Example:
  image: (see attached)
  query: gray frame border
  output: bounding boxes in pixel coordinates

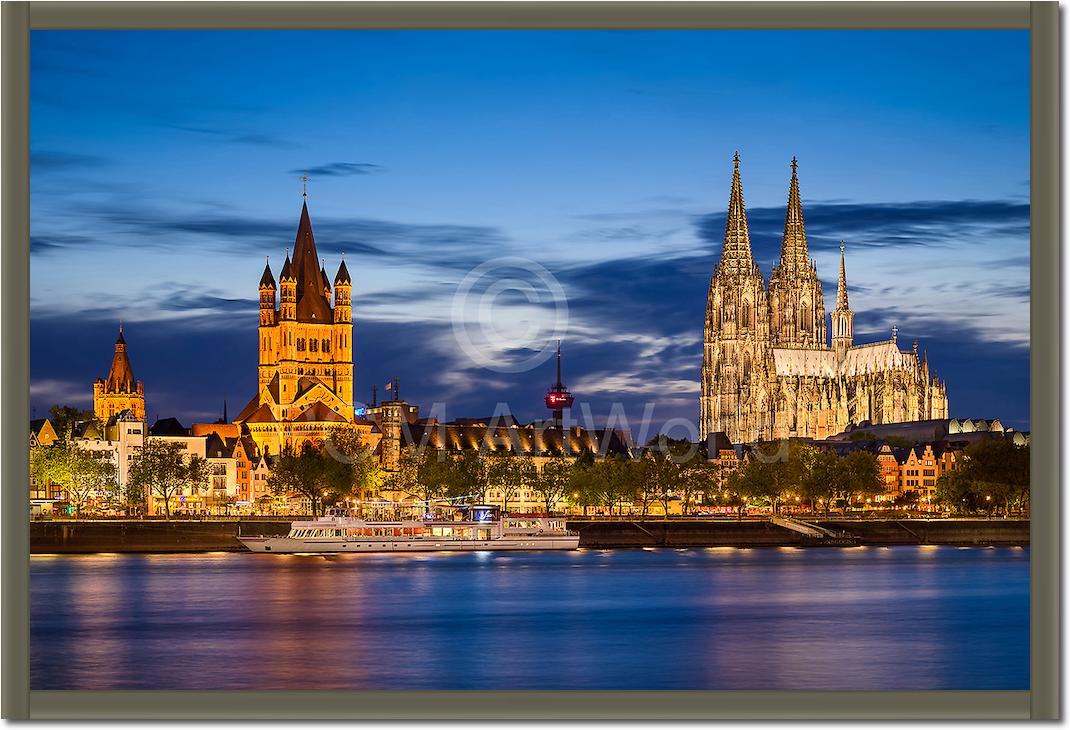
[3,1,1058,720]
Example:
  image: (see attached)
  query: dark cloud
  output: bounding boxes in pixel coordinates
[30,260,1030,433]
[559,253,708,338]
[30,233,96,255]
[29,195,1031,432]
[31,151,108,173]
[55,197,506,270]
[695,198,1030,262]
[292,162,383,177]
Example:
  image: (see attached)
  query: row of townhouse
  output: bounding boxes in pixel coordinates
[30,412,311,517]
[875,442,960,507]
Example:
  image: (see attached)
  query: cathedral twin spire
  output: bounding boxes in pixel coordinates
[719,153,814,276]
[716,154,850,350]
[718,152,758,275]
[779,157,811,274]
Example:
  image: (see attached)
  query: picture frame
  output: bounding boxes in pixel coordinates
[3,1,1059,720]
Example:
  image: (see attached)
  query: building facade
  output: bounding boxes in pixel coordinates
[235,195,366,455]
[876,442,961,508]
[700,155,949,444]
[93,324,145,422]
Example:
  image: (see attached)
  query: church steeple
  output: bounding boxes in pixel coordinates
[836,240,850,310]
[778,156,810,273]
[289,199,333,322]
[93,322,145,422]
[291,200,319,299]
[259,257,276,290]
[831,240,854,354]
[767,156,826,349]
[107,322,136,390]
[718,152,758,275]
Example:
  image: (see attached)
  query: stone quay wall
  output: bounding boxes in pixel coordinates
[31,518,1028,553]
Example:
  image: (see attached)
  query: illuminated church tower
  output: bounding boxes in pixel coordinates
[93,323,145,421]
[235,187,359,454]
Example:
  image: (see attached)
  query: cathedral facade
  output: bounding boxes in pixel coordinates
[235,195,365,455]
[700,155,949,444]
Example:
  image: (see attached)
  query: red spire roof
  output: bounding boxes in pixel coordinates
[334,258,352,286]
[290,200,333,322]
[279,253,294,282]
[259,258,276,289]
[104,324,138,393]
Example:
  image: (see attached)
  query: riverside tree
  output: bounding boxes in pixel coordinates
[678,457,718,516]
[127,439,210,519]
[47,405,98,438]
[268,430,378,516]
[802,449,840,516]
[834,450,882,511]
[727,457,778,516]
[30,434,117,516]
[532,456,572,514]
[936,440,1029,516]
[485,452,536,514]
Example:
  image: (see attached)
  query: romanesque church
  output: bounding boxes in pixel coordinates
[700,155,949,444]
[234,193,369,454]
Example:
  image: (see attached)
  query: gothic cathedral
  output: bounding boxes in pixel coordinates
[700,155,949,444]
[234,193,359,454]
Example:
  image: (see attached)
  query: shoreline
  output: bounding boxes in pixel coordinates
[29,518,1029,554]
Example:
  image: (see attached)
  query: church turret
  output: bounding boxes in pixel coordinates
[320,261,332,300]
[831,240,855,355]
[332,257,353,408]
[768,157,827,348]
[333,258,352,324]
[259,257,276,326]
[279,252,296,321]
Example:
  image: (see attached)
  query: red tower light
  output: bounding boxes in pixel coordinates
[545,341,573,424]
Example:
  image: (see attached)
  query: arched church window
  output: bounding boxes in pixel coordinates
[310,339,318,353]
[296,338,305,352]
[741,301,751,329]
[322,339,330,353]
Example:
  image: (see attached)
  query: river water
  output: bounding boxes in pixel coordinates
[31,545,1028,690]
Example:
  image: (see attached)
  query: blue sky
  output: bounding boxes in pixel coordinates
[30,30,1030,432]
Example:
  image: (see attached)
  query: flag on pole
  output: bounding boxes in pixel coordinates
[385,381,393,391]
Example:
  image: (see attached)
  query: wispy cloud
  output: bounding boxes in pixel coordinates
[165,123,297,149]
[41,195,508,270]
[291,162,383,177]
[30,233,96,254]
[695,198,1030,254]
[30,378,92,409]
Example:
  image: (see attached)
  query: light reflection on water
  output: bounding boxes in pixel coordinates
[31,546,1028,690]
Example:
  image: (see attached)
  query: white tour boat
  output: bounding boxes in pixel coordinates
[239,505,580,553]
